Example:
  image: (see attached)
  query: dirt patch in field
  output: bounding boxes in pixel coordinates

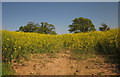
[13,50,119,75]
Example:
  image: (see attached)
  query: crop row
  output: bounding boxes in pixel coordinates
[2,28,120,63]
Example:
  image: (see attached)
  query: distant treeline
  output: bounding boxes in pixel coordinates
[17,17,110,34]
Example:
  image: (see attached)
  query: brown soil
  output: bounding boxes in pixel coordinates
[13,50,119,75]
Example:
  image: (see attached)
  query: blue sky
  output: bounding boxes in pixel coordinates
[0,1,2,29]
[2,2,118,34]
[1,0,120,2]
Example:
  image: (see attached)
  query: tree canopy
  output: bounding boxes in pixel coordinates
[17,17,112,34]
[99,23,110,31]
[18,22,57,35]
[68,17,96,33]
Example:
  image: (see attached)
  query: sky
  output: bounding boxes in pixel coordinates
[0,3,1,31]
[1,0,120,2]
[118,1,120,27]
[2,2,118,34]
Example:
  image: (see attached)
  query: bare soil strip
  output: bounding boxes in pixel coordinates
[13,50,119,75]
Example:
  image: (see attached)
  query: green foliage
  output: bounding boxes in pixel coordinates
[18,22,57,35]
[2,28,119,63]
[68,17,96,33]
[37,22,57,35]
[99,23,110,31]
[2,30,62,63]
[2,63,15,75]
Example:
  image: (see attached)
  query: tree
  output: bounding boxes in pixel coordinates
[19,22,38,32]
[18,22,57,35]
[37,22,57,35]
[68,17,96,33]
[99,23,110,31]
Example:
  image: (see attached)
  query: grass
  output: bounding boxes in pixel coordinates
[0,63,2,76]
[97,72,105,75]
[70,49,97,61]
[2,63,15,75]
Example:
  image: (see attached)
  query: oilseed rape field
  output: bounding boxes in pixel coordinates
[2,28,119,63]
